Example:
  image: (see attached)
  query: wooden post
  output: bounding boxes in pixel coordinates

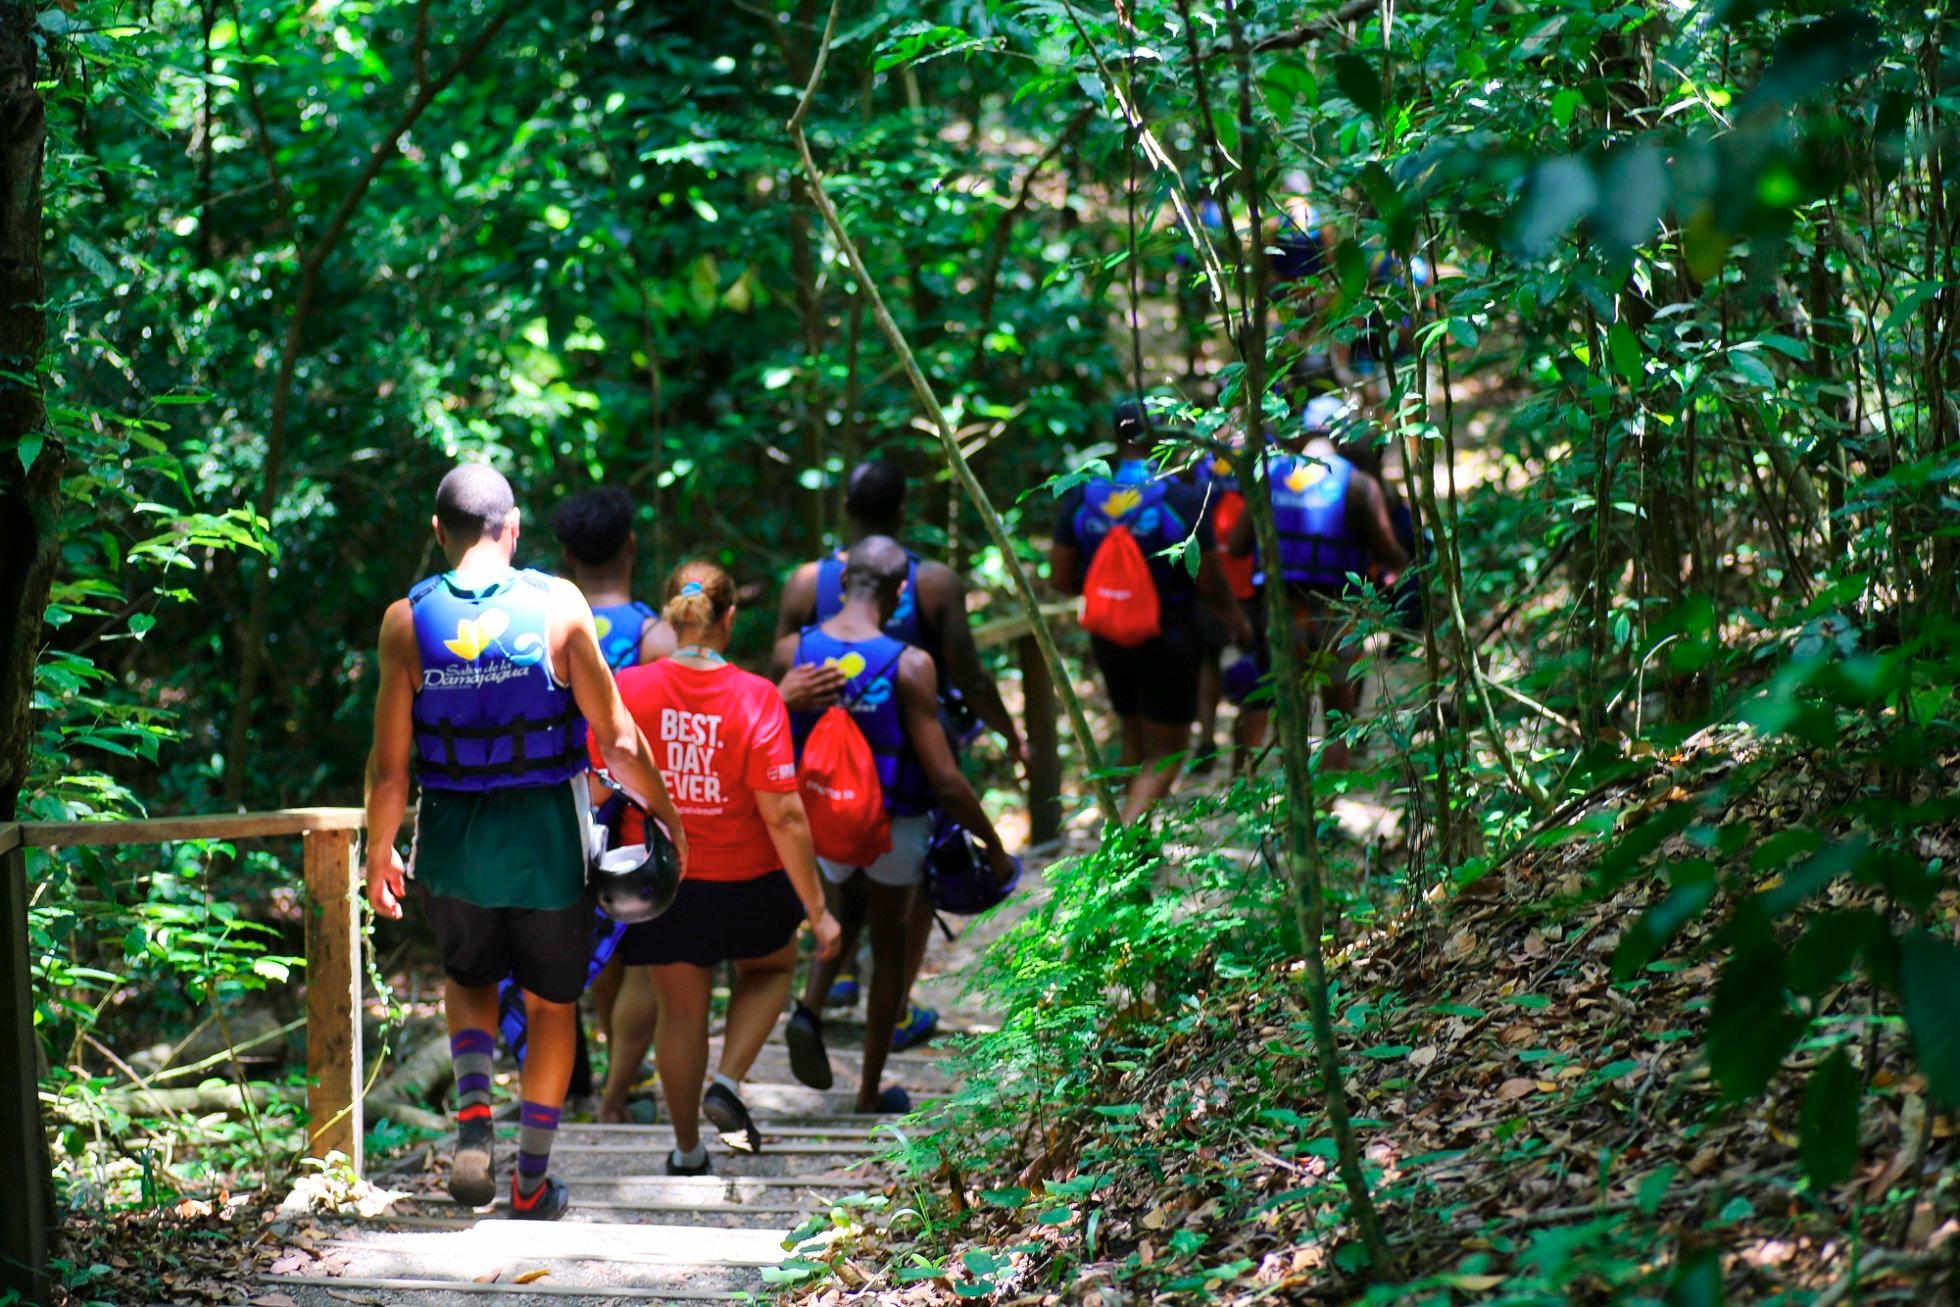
[1018,635,1062,846]
[303,827,363,1174]
[1,837,53,1306]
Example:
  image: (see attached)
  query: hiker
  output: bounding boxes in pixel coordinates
[552,486,677,671]
[777,458,1024,1047]
[1227,396,1410,770]
[363,463,686,1221]
[510,487,673,1095]
[774,536,1015,1114]
[1192,435,1261,770]
[1050,401,1252,822]
[590,562,841,1172]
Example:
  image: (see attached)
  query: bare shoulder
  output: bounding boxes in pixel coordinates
[379,598,414,643]
[898,644,938,689]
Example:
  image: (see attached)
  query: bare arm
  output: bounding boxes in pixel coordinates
[755,789,840,958]
[554,580,688,873]
[919,563,1023,762]
[897,650,1011,880]
[1049,542,1081,595]
[1227,505,1256,558]
[363,600,418,918]
[774,562,820,643]
[774,628,844,713]
[1349,473,1410,574]
[1197,550,1254,646]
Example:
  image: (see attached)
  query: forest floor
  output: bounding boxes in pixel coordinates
[779,732,1960,1305]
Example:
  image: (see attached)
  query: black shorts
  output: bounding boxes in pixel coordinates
[418,883,595,1005]
[616,870,804,969]
[1091,613,1204,727]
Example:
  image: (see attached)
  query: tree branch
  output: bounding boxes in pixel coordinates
[225,1,520,803]
[787,1,1122,828]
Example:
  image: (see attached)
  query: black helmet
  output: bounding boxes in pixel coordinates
[925,819,1021,916]
[591,817,681,925]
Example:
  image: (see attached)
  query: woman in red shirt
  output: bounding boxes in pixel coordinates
[594,562,840,1173]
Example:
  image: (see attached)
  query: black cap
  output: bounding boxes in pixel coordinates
[1113,399,1150,444]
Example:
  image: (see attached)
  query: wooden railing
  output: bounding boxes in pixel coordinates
[0,810,366,1307]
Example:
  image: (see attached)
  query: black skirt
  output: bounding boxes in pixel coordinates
[616,869,804,968]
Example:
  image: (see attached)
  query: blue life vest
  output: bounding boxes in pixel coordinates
[1266,452,1370,589]
[814,552,928,653]
[591,599,657,670]
[791,626,929,816]
[1196,451,1241,497]
[1072,460,1192,596]
[409,569,588,792]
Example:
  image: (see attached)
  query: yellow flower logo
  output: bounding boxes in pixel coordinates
[444,608,510,661]
[1210,455,1235,476]
[823,651,868,679]
[1285,462,1328,493]
[594,614,613,640]
[1102,487,1142,518]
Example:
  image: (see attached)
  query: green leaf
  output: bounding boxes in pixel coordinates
[1901,930,1960,1107]
[15,433,42,471]
[1707,911,1799,1097]
[1637,1163,1675,1215]
[1670,1242,1724,1304]
[979,1186,1030,1208]
[1798,1049,1859,1188]
[1331,54,1381,118]
[1608,321,1642,384]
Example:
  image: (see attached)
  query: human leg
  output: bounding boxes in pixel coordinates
[799,873,864,1011]
[597,964,658,1123]
[647,963,714,1155]
[721,938,797,1083]
[1120,621,1205,821]
[858,879,915,1113]
[589,955,624,1045]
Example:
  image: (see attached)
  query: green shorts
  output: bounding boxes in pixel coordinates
[410,780,587,911]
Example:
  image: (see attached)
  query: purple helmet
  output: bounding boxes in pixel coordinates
[926,819,1021,916]
[1222,654,1264,706]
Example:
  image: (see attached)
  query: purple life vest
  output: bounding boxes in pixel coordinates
[1268,452,1370,589]
[409,569,587,792]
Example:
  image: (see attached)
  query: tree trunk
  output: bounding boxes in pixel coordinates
[0,0,57,825]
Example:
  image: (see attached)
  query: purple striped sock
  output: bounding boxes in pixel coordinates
[450,1029,495,1123]
[516,1100,562,1194]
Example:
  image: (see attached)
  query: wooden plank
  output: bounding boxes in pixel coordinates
[0,844,51,1307]
[0,824,19,857]
[970,600,1075,650]
[548,1141,884,1157]
[1018,634,1063,845]
[17,806,365,849]
[304,827,364,1174]
[261,1275,744,1301]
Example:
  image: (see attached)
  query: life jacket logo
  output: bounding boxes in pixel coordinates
[1101,487,1143,518]
[1285,462,1329,493]
[594,614,613,640]
[444,609,510,660]
[819,650,892,710]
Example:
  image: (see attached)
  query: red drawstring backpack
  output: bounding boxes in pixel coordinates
[1210,488,1257,602]
[796,650,903,866]
[1080,522,1162,648]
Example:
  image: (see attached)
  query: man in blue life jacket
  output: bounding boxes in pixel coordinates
[1051,401,1252,822]
[364,464,686,1221]
[1226,396,1409,770]
[771,536,1014,1114]
[539,487,674,1095]
[775,459,1024,1046]
[552,487,676,671]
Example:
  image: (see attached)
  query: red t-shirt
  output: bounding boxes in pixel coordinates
[589,660,798,882]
